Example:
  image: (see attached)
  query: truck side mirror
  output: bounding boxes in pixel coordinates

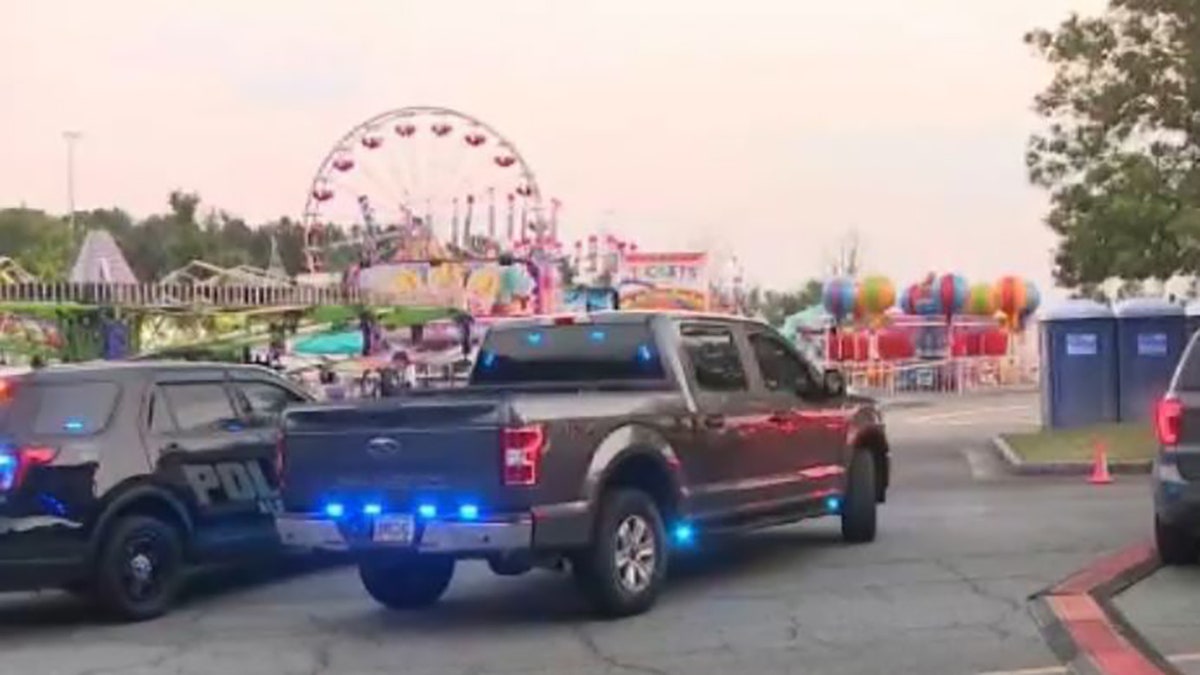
[823,369,846,398]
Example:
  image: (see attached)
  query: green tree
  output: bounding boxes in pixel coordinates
[0,208,74,279]
[759,279,824,326]
[1026,2,1200,287]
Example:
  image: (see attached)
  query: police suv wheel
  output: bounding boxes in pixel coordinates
[841,451,878,544]
[94,515,185,621]
[573,488,667,618]
[358,554,455,610]
[1156,516,1198,566]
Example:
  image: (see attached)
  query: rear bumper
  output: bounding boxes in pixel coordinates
[1153,457,1200,534]
[276,500,591,556]
[0,516,89,592]
[0,558,86,592]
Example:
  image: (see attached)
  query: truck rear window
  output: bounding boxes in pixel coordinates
[472,323,666,384]
[0,380,120,436]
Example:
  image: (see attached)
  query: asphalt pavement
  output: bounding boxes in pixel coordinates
[0,392,1168,675]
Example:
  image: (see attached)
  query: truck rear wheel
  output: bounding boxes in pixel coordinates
[358,554,455,610]
[1156,516,1198,566]
[93,515,185,622]
[841,450,878,544]
[573,488,667,618]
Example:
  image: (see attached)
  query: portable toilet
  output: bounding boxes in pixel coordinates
[1115,298,1187,422]
[1039,300,1118,429]
[1186,301,1200,339]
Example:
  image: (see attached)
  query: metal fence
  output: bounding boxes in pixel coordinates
[0,281,392,309]
[835,355,1038,397]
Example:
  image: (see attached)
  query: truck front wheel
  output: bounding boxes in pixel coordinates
[358,554,455,610]
[841,450,878,544]
[573,488,668,618]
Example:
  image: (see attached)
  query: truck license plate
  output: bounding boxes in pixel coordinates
[372,514,415,544]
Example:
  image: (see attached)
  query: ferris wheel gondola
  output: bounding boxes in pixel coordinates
[301,107,548,272]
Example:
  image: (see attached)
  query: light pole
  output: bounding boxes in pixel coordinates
[63,131,81,231]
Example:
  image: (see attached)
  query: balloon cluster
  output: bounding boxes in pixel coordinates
[899,273,1039,327]
[991,275,1040,329]
[823,272,1041,329]
[822,276,896,325]
[898,273,967,319]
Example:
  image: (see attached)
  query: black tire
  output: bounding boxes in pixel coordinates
[358,554,455,610]
[1156,516,1197,566]
[92,515,185,622]
[573,488,668,618]
[841,451,878,544]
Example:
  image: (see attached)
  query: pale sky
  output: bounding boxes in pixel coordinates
[1,0,1107,296]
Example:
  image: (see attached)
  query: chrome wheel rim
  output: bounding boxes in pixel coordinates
[614,514,656,593]
[121,533,166,601]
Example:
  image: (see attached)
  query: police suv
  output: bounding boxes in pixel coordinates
[0,361,311,620]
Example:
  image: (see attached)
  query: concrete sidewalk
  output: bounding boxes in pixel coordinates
[1113,566,1200,673]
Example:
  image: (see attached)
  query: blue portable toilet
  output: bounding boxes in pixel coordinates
[1186,301,1200,340]
[1039,300,1118,429]
[1115,298,1187,422]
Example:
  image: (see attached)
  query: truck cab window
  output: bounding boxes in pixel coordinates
[749,332,818,398]
[237,381,304,421]
[680,324,748,392]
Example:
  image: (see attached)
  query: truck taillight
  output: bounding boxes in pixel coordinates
[0,446,57,492]
[502,425,545,486]
[1155,396,1183,447]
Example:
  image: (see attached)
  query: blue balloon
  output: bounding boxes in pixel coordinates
[822,278,856,321]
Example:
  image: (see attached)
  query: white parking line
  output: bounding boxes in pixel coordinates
[901,404,1035,424]
[977,652,1200,675]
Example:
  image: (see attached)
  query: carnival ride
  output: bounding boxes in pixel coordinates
[792,273,1043,392]
[301,106,557,273]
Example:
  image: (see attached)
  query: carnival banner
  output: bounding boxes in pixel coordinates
[618,252,710,311]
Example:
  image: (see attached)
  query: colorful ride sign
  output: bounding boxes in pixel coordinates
[355,259,539,318]
[618,252,710,311]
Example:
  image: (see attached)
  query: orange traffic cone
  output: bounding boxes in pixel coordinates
[1088,438,1113,485]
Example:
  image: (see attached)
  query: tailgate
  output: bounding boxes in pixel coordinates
[281,396,512,513]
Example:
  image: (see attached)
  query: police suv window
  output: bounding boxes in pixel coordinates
[1178,338,1200,391]
[31,381,120,436]
[680,324,748,392]
[160,383,238,434]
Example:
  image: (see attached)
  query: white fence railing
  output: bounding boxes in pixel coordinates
[834,356,1038,397]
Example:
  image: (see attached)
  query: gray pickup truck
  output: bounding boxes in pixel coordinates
[276,311,890,617]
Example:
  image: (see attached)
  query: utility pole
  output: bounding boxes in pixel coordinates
[63,131,81,231]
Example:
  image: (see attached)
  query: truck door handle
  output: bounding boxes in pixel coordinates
[702,414,725,429]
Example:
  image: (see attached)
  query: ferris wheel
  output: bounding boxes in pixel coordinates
[302,107,547,272]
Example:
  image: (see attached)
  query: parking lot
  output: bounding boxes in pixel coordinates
[0,392,1182,675]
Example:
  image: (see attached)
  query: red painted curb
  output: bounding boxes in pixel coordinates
[1050,541,1156,596]
[1041,541,1173,675]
